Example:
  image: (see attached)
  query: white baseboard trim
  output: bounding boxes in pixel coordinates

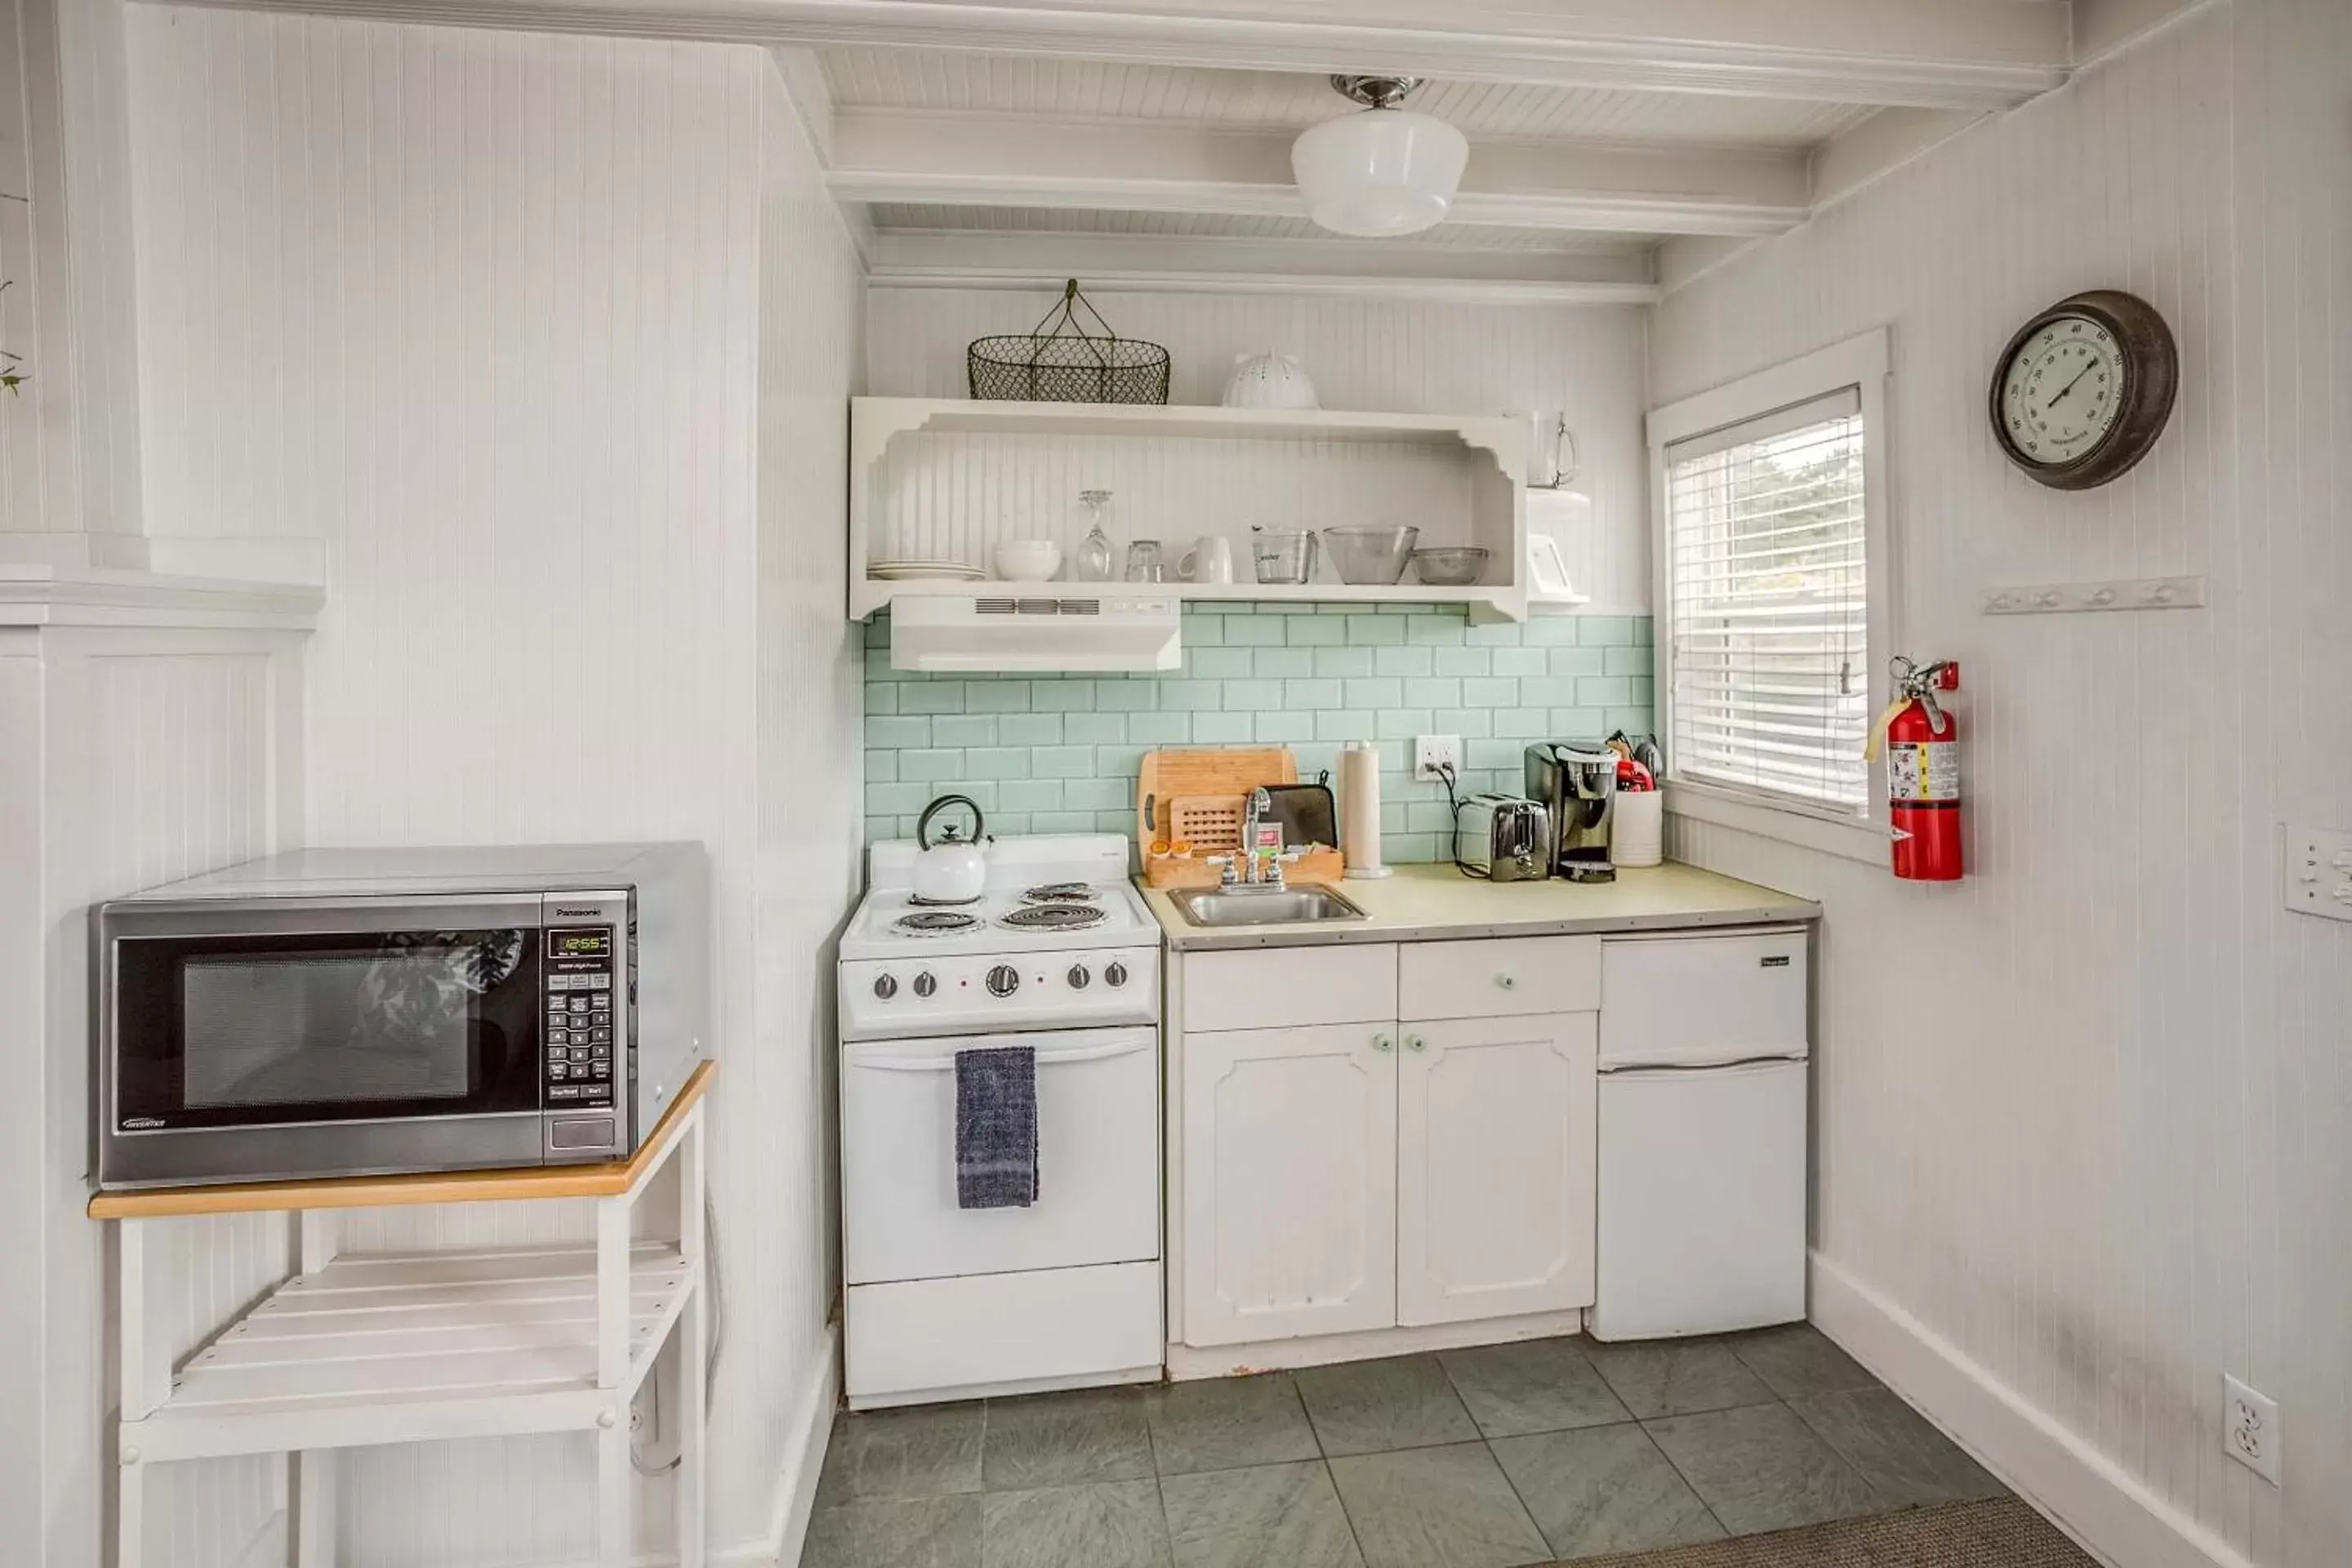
[1809,1252,2252,1568]
[719,1322,840,1568]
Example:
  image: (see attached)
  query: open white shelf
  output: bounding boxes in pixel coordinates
[849,397,1528,623]
[137,1243,692,1460]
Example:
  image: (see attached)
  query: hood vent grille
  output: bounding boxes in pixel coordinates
[975,598,1102,616]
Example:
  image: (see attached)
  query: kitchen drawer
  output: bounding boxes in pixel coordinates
[1398,935,1599,1022]
[1181,943,1397,1032]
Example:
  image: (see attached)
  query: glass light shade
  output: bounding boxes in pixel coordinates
[1290,109,1470,238]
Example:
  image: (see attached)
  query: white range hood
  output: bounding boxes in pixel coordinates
[889,592,1182,673]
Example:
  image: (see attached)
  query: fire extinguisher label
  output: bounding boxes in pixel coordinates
[1888,740,1959,800]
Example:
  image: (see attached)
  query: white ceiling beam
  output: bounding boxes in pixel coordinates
[182,0,2071,110]
[867,229,1659,304]
[1807,106,1984,209]
[829,110,1810,239]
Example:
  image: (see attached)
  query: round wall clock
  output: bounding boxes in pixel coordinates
[1989,289,2177,490]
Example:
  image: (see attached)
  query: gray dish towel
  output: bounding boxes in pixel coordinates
[955,1045,1039,1209]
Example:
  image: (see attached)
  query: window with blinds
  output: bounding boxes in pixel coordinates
[1662,387,1869,812]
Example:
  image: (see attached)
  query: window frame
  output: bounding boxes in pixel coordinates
[1646,327,1895,864]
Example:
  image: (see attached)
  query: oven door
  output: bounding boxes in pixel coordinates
[841,1025,1161,1286]
[98,898,548,1186]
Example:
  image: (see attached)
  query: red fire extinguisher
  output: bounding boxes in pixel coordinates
[1867,656,1962,880]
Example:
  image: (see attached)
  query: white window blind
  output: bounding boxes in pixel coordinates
[1663,387,1869,812]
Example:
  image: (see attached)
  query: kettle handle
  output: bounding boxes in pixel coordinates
[917,793,985,850]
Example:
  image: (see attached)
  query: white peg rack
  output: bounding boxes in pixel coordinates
[1981,575,2206,615]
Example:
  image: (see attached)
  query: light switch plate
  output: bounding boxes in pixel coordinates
[2283,826,2352,922]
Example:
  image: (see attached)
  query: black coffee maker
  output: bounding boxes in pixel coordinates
[1524,742,1619,883]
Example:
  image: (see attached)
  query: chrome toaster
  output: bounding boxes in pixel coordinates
[1454,794,1552,882]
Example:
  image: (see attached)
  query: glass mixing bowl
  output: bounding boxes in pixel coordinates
[1321,525,1421,586]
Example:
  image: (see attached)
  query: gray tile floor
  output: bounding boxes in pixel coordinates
[800,1325,2006,1568]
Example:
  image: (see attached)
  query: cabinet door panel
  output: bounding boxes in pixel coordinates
[1396,1013,1596,1326]
[1181,1023,1397,1346]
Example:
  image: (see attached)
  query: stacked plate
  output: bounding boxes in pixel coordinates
[869,560,985,582]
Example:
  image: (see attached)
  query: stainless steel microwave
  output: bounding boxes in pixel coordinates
[93,843,707,1189]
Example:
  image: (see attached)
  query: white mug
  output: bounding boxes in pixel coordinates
[1179,536,1235,585]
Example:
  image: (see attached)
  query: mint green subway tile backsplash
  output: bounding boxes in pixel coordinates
[861,605,1654,866]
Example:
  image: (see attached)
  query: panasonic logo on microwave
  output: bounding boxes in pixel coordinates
[555,906,605,918]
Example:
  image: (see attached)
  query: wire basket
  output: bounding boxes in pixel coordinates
[968,279,1170,404]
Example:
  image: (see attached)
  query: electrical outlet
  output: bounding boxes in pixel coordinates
[2283,825,2352,923]
[1414,734,1462,783]
[2223,1374,2281,1486]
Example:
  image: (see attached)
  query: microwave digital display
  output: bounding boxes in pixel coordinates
[548,927,611,959]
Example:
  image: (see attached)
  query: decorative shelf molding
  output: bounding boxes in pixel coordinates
[0,564,324,630]
[849,398,1529,623]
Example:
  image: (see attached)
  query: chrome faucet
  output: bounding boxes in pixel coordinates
[1240,788,1284,887]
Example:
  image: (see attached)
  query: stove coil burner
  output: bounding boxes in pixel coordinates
[1019,882,1101,906]
[907,892,982,908]
[999,903,1107,933]
[893,909,982,937]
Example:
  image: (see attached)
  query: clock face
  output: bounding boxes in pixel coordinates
[1998,315,2125,466]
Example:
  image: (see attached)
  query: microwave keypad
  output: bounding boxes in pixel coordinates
[543,929,617,1107]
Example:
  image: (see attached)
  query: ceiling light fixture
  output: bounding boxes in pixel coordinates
[1290,75,1469,238]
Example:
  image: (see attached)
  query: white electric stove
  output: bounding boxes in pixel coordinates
[837,833,1164,1409]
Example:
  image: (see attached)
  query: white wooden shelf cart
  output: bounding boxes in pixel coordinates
[89,1062,716,1568]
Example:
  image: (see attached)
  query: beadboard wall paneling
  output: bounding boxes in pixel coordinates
[126,11,864,1562]
[866,290,1651,613]
[750,56,866,1521]
[869,433,1475,570]
[0,626,308,1568]
[862,605,1653,863]
[1650,3,2350,1565]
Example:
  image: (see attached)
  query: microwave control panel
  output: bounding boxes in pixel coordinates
[542,924,617,1107]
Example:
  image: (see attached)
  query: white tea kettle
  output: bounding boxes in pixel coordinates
[913,794,990,905]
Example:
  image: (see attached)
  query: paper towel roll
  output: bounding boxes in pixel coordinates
[1339,741,1392,879]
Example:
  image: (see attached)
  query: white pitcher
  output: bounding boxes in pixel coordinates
[1222,352,1320,410]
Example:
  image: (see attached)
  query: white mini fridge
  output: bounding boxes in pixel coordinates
[1590,927,1811,1341]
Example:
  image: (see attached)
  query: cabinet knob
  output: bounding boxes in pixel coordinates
[1372,1033,1393,1054]
[1495,973,1517,990]
[1405,1034,1425,1053]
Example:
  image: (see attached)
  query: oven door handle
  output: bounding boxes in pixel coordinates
[850,1037,1152,1072]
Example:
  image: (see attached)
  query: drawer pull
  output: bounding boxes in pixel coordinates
[1372,1033,1393,1054]
[1405,1034,1425,1053]
[1495,973,1518,990]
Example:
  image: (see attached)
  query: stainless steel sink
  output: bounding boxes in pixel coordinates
[1168,884,1369,928]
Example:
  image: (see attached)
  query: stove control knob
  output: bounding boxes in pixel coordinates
[1104,961,1129,988]
[1067,964,1091,990]
[873,973,898,1000]
[912,972,937,999]
[986,964,1021,998]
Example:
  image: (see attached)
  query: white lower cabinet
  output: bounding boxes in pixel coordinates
[1396,1012,1597,1326]
[1179,1022,1398,1346]
[1178,936,1601,1349]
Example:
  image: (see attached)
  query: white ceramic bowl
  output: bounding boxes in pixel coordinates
[992,540,1063,581]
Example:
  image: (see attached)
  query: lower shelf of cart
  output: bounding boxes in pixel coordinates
[122,1243,695,1461]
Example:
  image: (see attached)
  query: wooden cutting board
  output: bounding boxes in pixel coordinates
[1136,747,1294,846]
[1135,746,1343,888]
